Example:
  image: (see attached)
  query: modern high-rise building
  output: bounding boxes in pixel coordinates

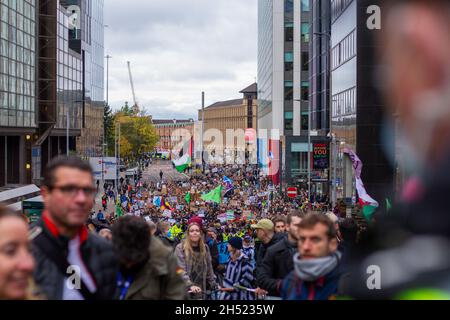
[35,0,104,184]
[330,0,393,205]
[0,0,38,186]
[0,0,105,187]
[258,0,330,192]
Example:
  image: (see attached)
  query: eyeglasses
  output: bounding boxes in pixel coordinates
[51,185,97,197]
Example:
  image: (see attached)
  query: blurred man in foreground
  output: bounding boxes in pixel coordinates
[349,0,450,299]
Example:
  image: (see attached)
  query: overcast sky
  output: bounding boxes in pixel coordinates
[104,0,257,120]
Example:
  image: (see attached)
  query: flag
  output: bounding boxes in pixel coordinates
[160,197,166,211]
[201,185,223,204]
[343,148,379,223]
[116,203,123,218]
[185,192,191,204]
[153,196,161,208]
[223,176,233,189]
[172,154,191,173]
[386,198,392,212]
[356,177,379,223]
[165,199,173,211]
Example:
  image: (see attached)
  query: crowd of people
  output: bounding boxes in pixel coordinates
[0,155,363,300]
[1,0,450,301]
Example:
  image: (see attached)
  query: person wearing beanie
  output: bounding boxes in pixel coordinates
[219,237,255,300]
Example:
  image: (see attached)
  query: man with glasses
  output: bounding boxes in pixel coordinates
[31,156,118,300]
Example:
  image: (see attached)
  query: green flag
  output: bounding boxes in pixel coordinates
[201,185,223,204]
[386,198,392,212]
[185,192,191,204]
[116,203,123,218]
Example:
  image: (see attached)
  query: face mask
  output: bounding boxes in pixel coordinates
[293,252,342,282]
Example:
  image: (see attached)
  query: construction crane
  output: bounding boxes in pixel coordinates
[127,61,140,114]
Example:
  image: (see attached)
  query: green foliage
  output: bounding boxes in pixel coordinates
[113,105,158,161]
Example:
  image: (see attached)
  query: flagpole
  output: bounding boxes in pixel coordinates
[201,92,205,174]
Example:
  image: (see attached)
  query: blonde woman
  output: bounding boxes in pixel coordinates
[0,206,37,300]
[175,217,217,299]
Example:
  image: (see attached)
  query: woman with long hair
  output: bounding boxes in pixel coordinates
[175,216,217,299]
[0,206,37,300]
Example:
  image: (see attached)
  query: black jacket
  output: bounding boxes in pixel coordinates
[31,218,119,300]
[255,233,285,276]
[257,235,297,296]
[207,239,219,270]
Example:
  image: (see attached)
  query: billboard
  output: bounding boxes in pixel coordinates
[90,157,117,180]
[313,143,329,170]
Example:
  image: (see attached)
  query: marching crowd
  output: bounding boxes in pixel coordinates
[0,155,364,300]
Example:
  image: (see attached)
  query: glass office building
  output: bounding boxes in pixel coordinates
[331,0,393,205]
[0,0,37,186]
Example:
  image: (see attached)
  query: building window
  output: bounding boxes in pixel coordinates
[285,0,294,13]
[285,52,294,62]
[301,81,309,101]
[301,112,309,131]
[301,0,310,12]
[285,61,293,72]
[285,24,294,42]
[285,80,294,101]
[285,111,293,131]
[302,52,309,71]
[301,23,310,43]
[331,29,356,70]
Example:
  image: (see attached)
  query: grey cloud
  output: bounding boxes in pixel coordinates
[105,0,257,121]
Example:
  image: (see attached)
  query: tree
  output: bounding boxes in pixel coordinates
[114,112,158,161]
[120,101,134,116]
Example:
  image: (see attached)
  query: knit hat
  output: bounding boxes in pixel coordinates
[228,236,243,250]
[188,216,203,228]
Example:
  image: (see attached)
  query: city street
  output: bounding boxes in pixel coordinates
[143,160,190,183]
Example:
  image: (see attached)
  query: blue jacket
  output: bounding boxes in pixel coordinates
[280,266,341,300]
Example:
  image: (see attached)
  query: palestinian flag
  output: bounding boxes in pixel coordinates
[185,192,191,204]
[172,154,191,173]
[356,177,379,223]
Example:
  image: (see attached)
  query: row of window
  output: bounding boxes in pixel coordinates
[0,91,34,111]
[0,108,35,127]
[1,21,36,47]
[0,75,34,97]
[1,0,36,17]
[284,23,310,43]
[331,0,353,22]
[332,87,356,118]
[284,112,309,131]
[0,1,36,24]
[0,57,34,81]
[284,81,310,101]
[332,29,356,70]
[285,0,310,13]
